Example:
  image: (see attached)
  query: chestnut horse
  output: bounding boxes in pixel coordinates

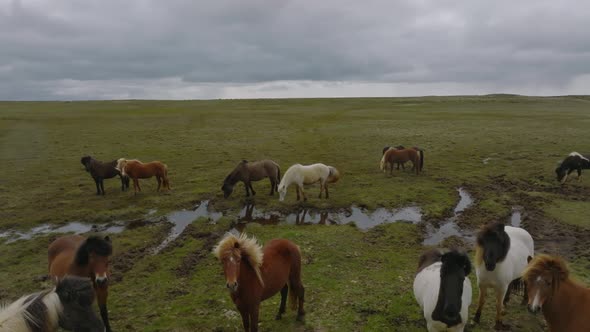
[523,254,590,331]
[48,235,113,332]
[222,160,281,198]
[380,148,421,175]
[116,158,170,194]
[213,233,305,332]
[382,146,424,171]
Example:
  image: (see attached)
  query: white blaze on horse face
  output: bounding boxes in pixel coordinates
[95,273,108,282]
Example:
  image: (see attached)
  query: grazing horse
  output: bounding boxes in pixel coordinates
[213,233,305,332]
[81,155,130,195]
[48,235,113,332]
[382,146,425,171]
[473,222,534,330]
[277,163,340,202]
[413,249,472,332]
[555,152,590,183]
[523,255,590,331]
[380,148,422,175]
[0,276,104,332]
[222,160,281,198]
[116,158,170,195]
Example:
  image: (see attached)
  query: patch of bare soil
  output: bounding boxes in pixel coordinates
[110,222,172,283]
[167,224,222,278]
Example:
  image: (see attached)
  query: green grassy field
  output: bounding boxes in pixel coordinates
[1,96,590,331]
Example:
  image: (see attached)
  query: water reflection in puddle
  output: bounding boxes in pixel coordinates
[510,207,523,227]
[423,188,474,246]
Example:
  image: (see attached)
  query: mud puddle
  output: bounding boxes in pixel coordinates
[510,207,523,227]
[0,222,125,243]
[423,188,474,246]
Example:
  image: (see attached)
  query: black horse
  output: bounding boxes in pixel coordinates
[555,152,590,183]
[81,156,129,195]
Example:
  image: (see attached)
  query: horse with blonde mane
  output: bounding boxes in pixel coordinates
[524,255,590,331]
[116,158,170,195]
[381,148,422,175]
[277,163,340,201]
[213,233,305,332]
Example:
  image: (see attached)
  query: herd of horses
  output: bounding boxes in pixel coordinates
[1,150,589,332]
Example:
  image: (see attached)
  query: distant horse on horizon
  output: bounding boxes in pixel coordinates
[222,160,281,198]
[116,158,170,195]
[81,155,129,195]
[277,163,340,201]
[213,232,305,332]
[555,152,590,184]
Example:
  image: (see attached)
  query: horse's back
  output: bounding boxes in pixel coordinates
[48,235,85,277]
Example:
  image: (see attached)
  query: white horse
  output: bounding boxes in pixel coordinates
[414,249,472,332]
[0,276,104,332]
[278,163,340,201]
[473,223,534,330]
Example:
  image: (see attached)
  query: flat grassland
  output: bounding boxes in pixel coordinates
[1,96,589,331]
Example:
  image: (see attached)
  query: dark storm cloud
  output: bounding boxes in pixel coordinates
[0,0,589,99]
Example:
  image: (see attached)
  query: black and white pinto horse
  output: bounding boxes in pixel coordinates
[0,276,104,332]
[413,249,472,332]
[555,152,590,183]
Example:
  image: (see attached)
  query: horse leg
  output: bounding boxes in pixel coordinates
[94,178,101,195]
[250,304,260,332]
[249,181,256,196]
[318,181,324,198]
[96,286,112,332]
[133,178,139,195]
[577,168,582,181]
[494,287,510,330]
[239,306,250,332]
[156,176,162,192]
[276,285,288,320]
[474,285,487,323]
[269,178,275,195]
[244,181,251,197]
[296,186,301,201]
[100,178,106,195]
[300,186,307,202]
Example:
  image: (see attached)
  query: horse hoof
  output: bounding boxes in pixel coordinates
[296,313,305,322]
[473,312,481,324]
[494,321,510,331]
[275,315,282,320]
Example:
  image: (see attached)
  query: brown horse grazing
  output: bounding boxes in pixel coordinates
[116,158,170,195]
[380,148,422,175]
[81,156,130,195]
[48,235,113,332]
[222,160,281,198]
[213,233,305,332]
[523,255,590,331]
[382,146,424,171]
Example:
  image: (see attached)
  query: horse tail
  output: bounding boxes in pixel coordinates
[419,149,424,171]
[162,163,171,189]
[288,244,303,311]
[276,165,281,190]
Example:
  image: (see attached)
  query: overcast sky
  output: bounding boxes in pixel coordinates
[1,0,589,100]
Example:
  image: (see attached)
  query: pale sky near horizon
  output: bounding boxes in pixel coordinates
[1,0,589,100]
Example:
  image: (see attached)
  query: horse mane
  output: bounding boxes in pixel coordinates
[475,222,510,265]
[75,236,113,266]
[0,288,60,331]
[523,254,570,295]
[213,233,264,287]
[416,249,442,273]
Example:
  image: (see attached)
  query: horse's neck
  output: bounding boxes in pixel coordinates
[239,259,263,291]
[69,263,92,278]
[543,279,583,327]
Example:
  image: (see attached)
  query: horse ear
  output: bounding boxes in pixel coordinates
[496,223,505,233]
[104,235,111,243]
[234,242,240,249]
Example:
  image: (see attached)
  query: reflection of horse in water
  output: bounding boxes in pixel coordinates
[291,210,331,225]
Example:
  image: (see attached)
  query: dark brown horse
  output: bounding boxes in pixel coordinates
[48,235,113,332]
[116,158,170,195]
[213,233,305,332]
[81,156,129,195]
[222,160,281,198]
[524,254,590,331]
[380,148,422,175]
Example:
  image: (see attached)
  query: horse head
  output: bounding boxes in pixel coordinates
[81,156,92,172]
[278,183,287,201]
[213,233,264,293]
[476,222,510,271]
[115,158,127,176]
[56,276,105,332]
[75,236,112,287]
[432,250,472,327]
[523,255,569,314]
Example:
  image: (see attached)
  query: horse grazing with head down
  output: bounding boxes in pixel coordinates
[523,255,590,331]
[213,233,305,332]
[382,146,424,171]
[413,249,472,332]
[555,152,590,183]
[81,155,130,195]
[0,276,104,332]
[116,158,170,195]
[221,160,281,198]
[48,235,113,332]
[381,148,422,175]
[473,222,534,330]
[277,163,340,202]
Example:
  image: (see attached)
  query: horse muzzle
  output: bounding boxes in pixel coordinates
[527,305,540,314]
[95,275,109,287]
[226,281,238,292]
